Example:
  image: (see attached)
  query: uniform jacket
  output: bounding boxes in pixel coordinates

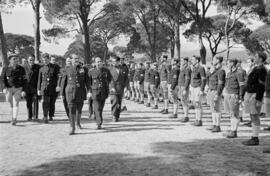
[60,65,90,103]
[150,69,160,88]
[225,68,245,99]
[37,63,60,96]
[166,65,172,84]
[138,68,145,84]
[191,65,206,91]
[128,69,135,82]
[246,65,267,101]
[160,64,168,82]
[110,65,129,95]
[26,64,41,94]
[265,70,270,98]
[208,67,226,96]
[89,67,111,100]
[0,65,27,91]
[178,66,191,90]
[170,67,180,90]
[144,69,151,83]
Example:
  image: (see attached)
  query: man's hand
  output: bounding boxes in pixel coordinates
[21,91,26,97]
[87,92,92,98]
[56,86,60,92]
[38,90,41,96]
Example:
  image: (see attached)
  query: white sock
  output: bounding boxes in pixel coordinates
[164,100,168,109]
[212,113,216,126]
[216,113,221,126]
[13,107,18,120]
[231,117,239,131]
[173,103,178,114]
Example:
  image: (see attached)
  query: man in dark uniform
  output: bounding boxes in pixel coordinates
[88,57,112,129]
[25,55,40,121]
[109,56,129,122]
[57,57,72,118]
[242,52,267,146]
[120,58,129,111]
[150,62,160,109]
[50,56,61,119]
[37,54,60,123]
[168,58,180,118]
[60,56,90,135]
[127,63,136,100]
[206,56,226,132]
[178,57,191,122]
[136,63,145,104]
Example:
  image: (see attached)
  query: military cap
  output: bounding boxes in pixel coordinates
[42,53,50,59]
[8,55,18,60]
[229,58,238,65]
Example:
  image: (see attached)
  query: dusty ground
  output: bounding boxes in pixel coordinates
[0,98,270,176]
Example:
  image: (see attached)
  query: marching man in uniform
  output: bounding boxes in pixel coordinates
[1,55,27,125]
[60,56,90,135]
[150,62,160,109]
[88,57,111,129]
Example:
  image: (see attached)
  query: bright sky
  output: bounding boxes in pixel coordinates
[1,2,264,56]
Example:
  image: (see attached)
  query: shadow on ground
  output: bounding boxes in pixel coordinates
[14,138,270,176]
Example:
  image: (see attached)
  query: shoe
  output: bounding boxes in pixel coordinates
[263,147,270,153]
[162,109,169,114]
[152,105,158,109]
[11,119,16,126]
[126,97,130,100]
[160,109,165,113]
[135,99,139,102]
[97,125,102,130]
[242,137,259,146]
[33,118,39,122]
[189,105,195,110]
[207,125,215,131]
[69,128,75,135]
[239,117,243,122]
[264,126,270,131]
[191,120,202,126]
[139,101,144,104]
[113,116,119,122]
[169,114,177,119]
[49,117,53,121]
[243,121,252,127]
[89,113,93,119]
[121,106,127,112]
[43,117,48,124]
[77,124,82,129]
[146,103,151,107]
[211,126,221,133]
[180,117,189,123]
[225,131,237,138]
[27,118,32,121]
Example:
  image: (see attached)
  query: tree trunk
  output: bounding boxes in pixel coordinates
[103,44,108,62]
[225,7,231,61]
[82,19,91,64]
[152,9,157,62]
[199,33,206,65]
[0,13,8,67]
[170,37,175,59]
[175,21,181,59]
[34,0,41,64]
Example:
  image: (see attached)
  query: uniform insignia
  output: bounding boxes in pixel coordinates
[173,75,177,78]
[140,74,144,76]
[47,78,50,81]
[76,83,80,87]
[69,77,72,81]
[155,76,158,79]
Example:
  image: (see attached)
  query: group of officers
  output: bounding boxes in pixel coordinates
[0,52,270,149]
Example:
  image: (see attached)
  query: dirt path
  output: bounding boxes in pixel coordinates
[0,99,270,176]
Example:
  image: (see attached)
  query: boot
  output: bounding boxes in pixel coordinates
[146,103,151,107]
[162,109,169,114]
[212,126,221,133]
[97,124,102,130]
[12,107,18,126]
[169,114,177,119]
[242,137,259,146]
[180,117,189,123]
[226,130,237,138]
[152,105,158,109]
[192,120,202,127]
[69,114,75,135]
[76,113,82,129]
